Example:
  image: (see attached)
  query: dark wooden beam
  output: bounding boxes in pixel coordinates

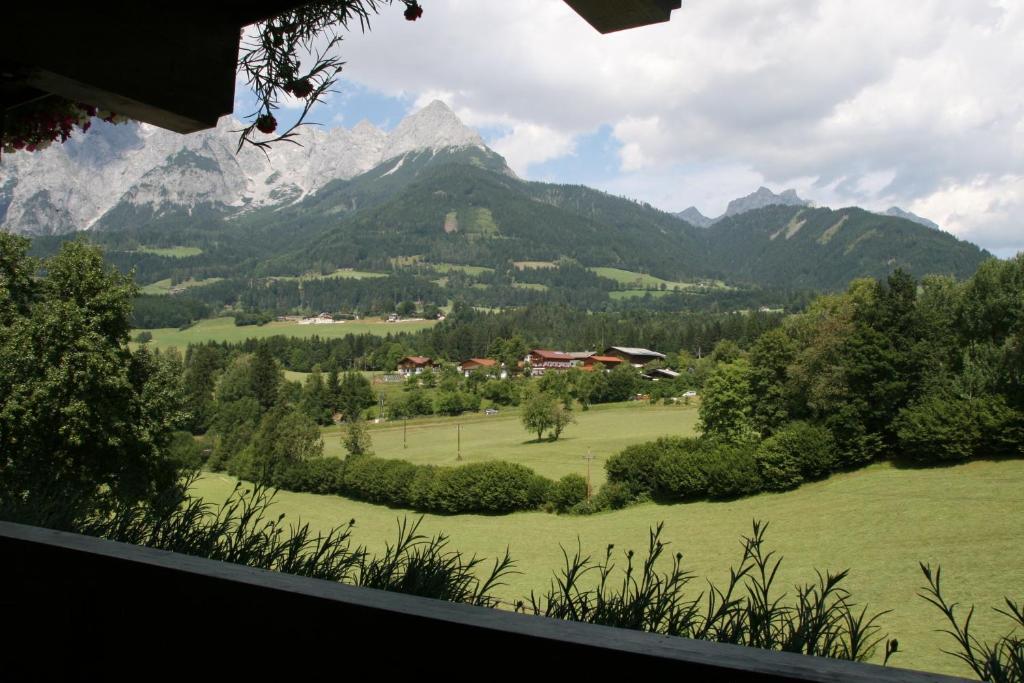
[0,521,969,681]
[563,0,682,34]
[1,8,243,133]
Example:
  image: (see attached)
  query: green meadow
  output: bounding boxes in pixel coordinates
[134,316,438,350]
[139,277,223,295]
[191,457,1024,679]
[137,246,204,258]
[325,401,699,486]
[589,266,729,291]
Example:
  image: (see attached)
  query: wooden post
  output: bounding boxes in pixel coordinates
[457,423,462,461]
[403,418,407,449]
[583,450,596,499]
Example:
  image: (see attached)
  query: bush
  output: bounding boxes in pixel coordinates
[896,392,1023,465]
[343,457,419,507]
[605,440,668,497]
[702,442,762,500]
[278,457,347,495]
[653,443,711,501]
[549,473,588,512]
[755,421,836,491]
[592,481,633,510]
[422,462,547,514]
[166,431,204,470]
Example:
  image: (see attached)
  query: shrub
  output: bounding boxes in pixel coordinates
[701,441,763,500]
[422,461,546,514]
[605,439,668,497]
[755,421,836,491]
[280,457,347,495]
[653,443,711,501]
[549,473,588,512]
[592,481,633,510]
[896,392,1023,465]
[343,457,419,507]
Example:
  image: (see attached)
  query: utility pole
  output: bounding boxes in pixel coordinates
[583,449,596,499]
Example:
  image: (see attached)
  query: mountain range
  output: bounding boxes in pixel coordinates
[1,101,990,295]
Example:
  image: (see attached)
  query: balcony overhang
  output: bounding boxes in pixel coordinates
[1,3,682,136]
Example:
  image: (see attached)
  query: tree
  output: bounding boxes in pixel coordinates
[549,401,576,441]
[698,359,758,443]
[251,344,283,412]
[0,235,188,526]
[521,391,557,441]
[342,418,373,457]
[337,370,375,420]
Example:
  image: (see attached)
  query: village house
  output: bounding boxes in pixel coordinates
[580,354,624,371]
[525,349,591,376]
[397,356,437,376]
[458,358,507,379]
[602,346,666,367]
[298,312,340,325]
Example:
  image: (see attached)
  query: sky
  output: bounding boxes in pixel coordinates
[238,0,1024,257]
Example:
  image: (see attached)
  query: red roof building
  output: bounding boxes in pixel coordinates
[458,358,499,375]
[580,354,625,371]
[397,356,436,375]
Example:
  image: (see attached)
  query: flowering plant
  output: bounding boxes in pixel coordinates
[1,98,125,155]
[236,0,424,152]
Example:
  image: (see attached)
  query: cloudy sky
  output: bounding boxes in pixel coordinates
[244,0,1024,257]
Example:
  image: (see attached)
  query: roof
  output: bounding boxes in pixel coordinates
[399,356,432,365]
[530,349,578,361]
[588,355,624,364]
[606,346,666,359]
[648,368,680,378]
[566,351,596,360]
[2,3,678,138]
[461,358,497,367]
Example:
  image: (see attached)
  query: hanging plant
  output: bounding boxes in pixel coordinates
[236,0,424,152]
[1,98,126,155]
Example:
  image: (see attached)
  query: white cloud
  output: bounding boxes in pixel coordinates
[490,124,576,176]
[308,0,1024,255]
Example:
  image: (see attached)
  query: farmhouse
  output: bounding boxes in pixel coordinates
[397,356,436,376]
[525,349,587,375]
[580,354,624,371]
[459,358,506,378]
[298,312,340,325]
[603,346,667,367]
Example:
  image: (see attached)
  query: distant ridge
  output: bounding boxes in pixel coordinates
[674,186,811,227]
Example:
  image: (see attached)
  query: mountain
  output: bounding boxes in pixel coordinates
[675,207,715,228]
[674,187,811,227]
[723,187,810,217]
[0,100,491,236]
[4,102,992,297]
[880,206,940,230]
[698,205,984,289]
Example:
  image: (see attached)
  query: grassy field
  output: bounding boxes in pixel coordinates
[190,457,1024,678]
[325,401,700,485]
[139,277,223,295]
[270,268,387,282]
[609,289,674,300]
[134,316,438,350]
[590,267,729,291]
[427,263,495,276]
[137,246,203,258]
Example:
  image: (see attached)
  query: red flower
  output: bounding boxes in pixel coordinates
[404,2,423,20]
[287,79,314,98]
[255,114,277,134]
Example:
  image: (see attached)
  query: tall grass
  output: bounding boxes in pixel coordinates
[919,564,1023,682]
[523,521,892,662]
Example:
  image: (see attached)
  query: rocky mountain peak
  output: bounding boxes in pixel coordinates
[381,100,484,160]
[881,206,939,230]
[0,100,498,236]
[723,187,810,217]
